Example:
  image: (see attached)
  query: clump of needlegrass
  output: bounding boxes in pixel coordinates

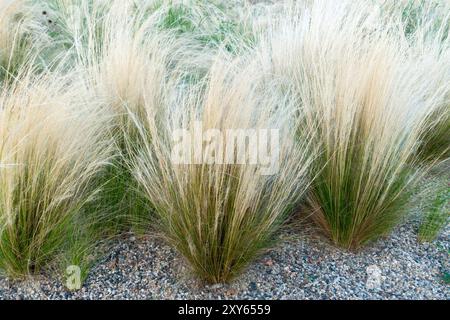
[61,0,232,234]
[124,52,315,283]
[0,69,113,278]
[253,0,450,249]
[26,1,170,234]
[68,1,197,233]
[380,0,450,165]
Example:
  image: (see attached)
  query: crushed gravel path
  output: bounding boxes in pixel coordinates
[0,217,448,300]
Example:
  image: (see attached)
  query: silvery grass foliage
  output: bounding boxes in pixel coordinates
[250,0,450,249]
[69,1,310,282]
[0,68,113,278]
[29,0,249,232]
[124,51,315,283]
[378,0,450,164]
[64,1,209,232]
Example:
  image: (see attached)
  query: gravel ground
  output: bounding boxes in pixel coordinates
[0,216,448,300]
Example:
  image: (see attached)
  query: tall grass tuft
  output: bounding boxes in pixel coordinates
[0,70,113,278]
[69,1,195,233]
[125,52,315,283]
[253,0,450,249]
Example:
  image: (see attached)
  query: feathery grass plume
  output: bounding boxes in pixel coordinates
[125,49,315,283]
[0,69,113,278]
[26,0,161,234]
[68,0,234,233]
[403,1,450,164]
[254,0,450,249]
[71,1,196,233]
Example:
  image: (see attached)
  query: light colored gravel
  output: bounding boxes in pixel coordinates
[0,216,448,300]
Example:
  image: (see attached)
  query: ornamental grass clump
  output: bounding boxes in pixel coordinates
[69,1,195,231]
[0,70,113,278]
[253,0,450,249]
[125,52,315,283]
